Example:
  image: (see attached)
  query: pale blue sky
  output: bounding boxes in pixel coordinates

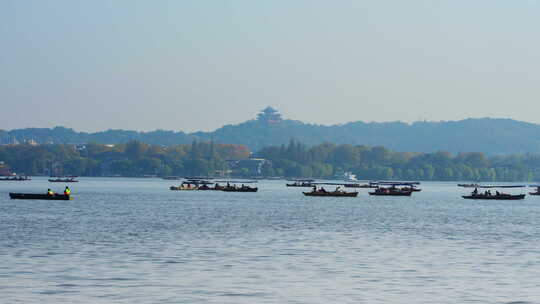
[1,0,539,132]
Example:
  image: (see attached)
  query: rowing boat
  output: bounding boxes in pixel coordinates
[9,193,72,200]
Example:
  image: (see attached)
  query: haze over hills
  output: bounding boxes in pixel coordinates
[2,107,540,155]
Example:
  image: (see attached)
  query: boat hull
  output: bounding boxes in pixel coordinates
[303,191,358,197]
[462,194,525,200]
[222,187,258,192]
[530,192,540,196]
[369,191,412,196]
[9,193,72,200]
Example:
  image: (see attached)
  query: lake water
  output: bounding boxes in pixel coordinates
[1,178,540,303]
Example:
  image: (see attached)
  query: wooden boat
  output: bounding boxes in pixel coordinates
[9,193,72,200]
[303,190,358,197]
[222,186,258,192]
[198,184,225,191]
[462,194,525,200]
[463,185,526,200]
[170,183,198,190]
[0,176,31,181]
[369,187,412,196]
[370,182,421,192]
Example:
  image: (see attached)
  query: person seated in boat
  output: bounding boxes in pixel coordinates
[64,186,71,195]
[335,186,341,193]
[472,188,478,195]
[320,187,327,193]
[47,189,54,196]
[495,190,500,196]
[312,185,317,192]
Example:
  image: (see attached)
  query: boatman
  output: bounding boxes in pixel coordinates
[47,189,54,196]
[64,186,71,195]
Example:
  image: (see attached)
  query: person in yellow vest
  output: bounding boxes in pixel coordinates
[47,189,54,196]
[64,186,71,195]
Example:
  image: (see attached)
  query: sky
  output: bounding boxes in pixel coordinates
[1,0,540,132]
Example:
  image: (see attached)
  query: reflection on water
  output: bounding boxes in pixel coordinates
[1,178,540,303]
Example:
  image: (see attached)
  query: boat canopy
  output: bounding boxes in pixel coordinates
[375,181,420,186]
[287,179,315,182]
[184,179,214,184]
[214,180,258,184]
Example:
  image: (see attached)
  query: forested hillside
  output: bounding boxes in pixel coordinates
[3,108,540,154]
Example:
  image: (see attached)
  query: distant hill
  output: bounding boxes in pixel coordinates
[0,127,193,146]
[2,107,540,155]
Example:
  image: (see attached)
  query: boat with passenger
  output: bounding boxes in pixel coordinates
[369,187,412,196]
[303,186,358,197]
[369,185,413,196]
[221,181,258,192]
[197,183,225,191]
[9,191,72,200]
[368,182,420,196]
[170,178,216,190]
[462,185,526,200]
[170,182,199,190]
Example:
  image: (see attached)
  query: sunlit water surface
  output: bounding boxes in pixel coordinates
[1,178,540,303]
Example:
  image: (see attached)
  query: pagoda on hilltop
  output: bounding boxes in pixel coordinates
[257,106,282,124]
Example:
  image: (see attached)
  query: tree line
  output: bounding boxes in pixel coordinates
[256,140,540,182]
[1,140,540,181]
[0,141,249,177]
